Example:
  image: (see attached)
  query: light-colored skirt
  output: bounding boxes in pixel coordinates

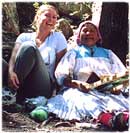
[47,88,129,121]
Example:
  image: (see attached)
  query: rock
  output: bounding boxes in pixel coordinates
[55,18,73,40]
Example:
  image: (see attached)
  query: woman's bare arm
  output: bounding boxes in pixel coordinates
[8,42,21,89]
[55,48,67,69]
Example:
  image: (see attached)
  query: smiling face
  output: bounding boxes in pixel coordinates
[33,5,58,31]
[79,23,100,47]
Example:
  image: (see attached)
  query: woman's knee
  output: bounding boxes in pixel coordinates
[14,41,38,82]
[17,41,37,57]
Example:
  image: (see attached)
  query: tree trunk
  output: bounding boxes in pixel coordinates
[99,2,128,65]
[2,3,20,35]
[91,2,102,27]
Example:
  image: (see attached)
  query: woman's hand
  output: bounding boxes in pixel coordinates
[8,71,19,89]
[79,83,91,93]
[64,77,90,93]
[63,76,73,87]
[110,85,122,95]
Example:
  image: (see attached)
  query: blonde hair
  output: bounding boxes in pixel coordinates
[32,4,59,30]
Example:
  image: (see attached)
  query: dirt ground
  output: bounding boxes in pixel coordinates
[2,111,111,132]
[2,92,129,132]
[2,101,129,132]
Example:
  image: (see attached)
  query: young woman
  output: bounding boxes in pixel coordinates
[47,21,129,131]
[8,4,67,104]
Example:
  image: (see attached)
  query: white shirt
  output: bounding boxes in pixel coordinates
[55,45,127,85]
[16,31,67,81]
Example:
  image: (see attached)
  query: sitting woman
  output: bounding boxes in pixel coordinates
[8,4,67,104]
[47,21,129,131]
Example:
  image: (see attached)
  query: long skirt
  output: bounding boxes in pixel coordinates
[47,88,129,121]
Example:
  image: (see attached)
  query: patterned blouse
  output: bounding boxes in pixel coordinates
[55,45,126,85]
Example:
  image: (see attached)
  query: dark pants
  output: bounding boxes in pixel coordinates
[2,59,9,87]
[14,41,52,103]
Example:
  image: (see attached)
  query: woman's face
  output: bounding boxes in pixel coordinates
[37,8,58,30]
[79,23,100,47]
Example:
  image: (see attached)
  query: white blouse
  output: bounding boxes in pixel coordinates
[55,45,127,85]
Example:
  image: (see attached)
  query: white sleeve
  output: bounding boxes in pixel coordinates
[55,49,76,85]
[55,32,67,53]
[15,33,26,43]
[108,50,127,74]
[15,33,32,44]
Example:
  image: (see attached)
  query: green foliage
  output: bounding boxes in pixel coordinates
[33,2,40,12]
[33,1,48,12]
[84,2,93,9]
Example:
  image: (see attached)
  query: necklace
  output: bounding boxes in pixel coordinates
[90,47,94,57]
